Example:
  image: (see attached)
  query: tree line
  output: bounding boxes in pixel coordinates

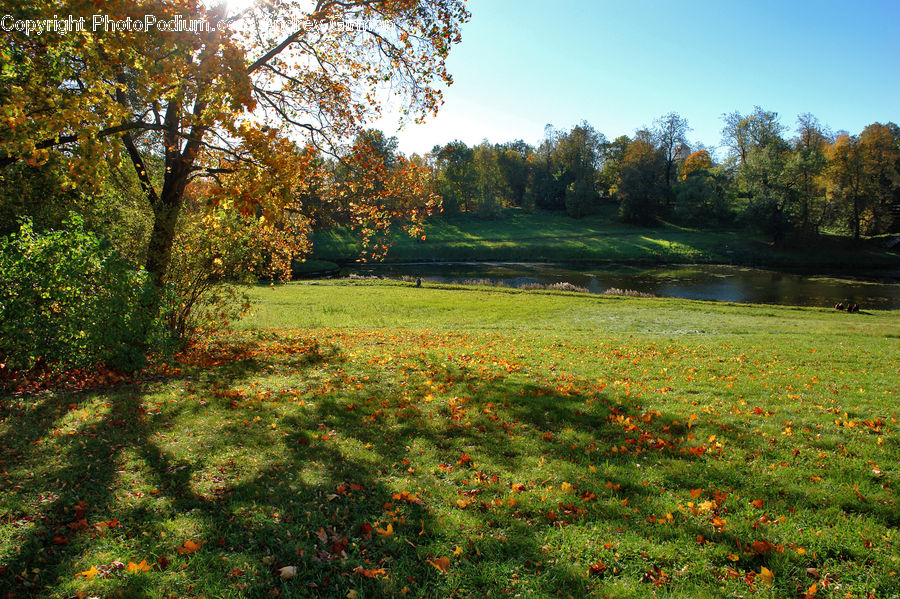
[419,109,900,242]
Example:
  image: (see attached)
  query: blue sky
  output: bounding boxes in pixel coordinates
[373,0,900,158]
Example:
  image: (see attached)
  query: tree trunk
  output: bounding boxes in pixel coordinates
[143,159,191,301]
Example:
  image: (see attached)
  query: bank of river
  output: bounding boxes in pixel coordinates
[339,262,900,310]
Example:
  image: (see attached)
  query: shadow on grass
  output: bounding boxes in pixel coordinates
[1,330,894,597]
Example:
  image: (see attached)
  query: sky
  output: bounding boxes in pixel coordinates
[370,0,900,158]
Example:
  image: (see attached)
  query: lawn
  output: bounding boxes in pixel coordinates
[1,280,898,598]
[309,208,900,271]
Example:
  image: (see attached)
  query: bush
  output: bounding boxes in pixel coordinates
[0,215,163,372]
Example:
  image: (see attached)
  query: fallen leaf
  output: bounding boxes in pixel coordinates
[126,560,151,573]
[428,556,450,572]
[376,523,394,538]
[759,566,774,585]
[279,566,297,579]
[176,539,203,555]
[77,565,100,579]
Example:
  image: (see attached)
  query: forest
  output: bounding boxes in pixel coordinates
[415,110,900,243]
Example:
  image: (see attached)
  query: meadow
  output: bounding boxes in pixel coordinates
[1,280,898,598]
[308,209,900,271]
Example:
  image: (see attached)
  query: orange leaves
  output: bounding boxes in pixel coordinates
[353,566,387,579]
[428,556,450,572]
[126,560,151,573]
[392,491,425,506]
[588,561,607,576]
[175,540,203,555]
[710,516,727,531]
[750,499,764,509]
[375,523,394,538]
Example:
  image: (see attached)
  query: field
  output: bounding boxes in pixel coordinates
[309,209,900,271]
[1,280,898,598]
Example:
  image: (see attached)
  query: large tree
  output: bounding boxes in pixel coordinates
[1,0,469,297]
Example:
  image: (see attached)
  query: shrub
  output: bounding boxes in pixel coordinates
[0,215,162,372]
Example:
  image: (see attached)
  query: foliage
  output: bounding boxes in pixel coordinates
[674,169,731,228]
[0,215,161,372]
[680,150,713,180]
[616,138,666,225]
[1,0,469,298]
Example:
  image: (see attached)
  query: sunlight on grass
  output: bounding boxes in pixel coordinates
[1,283,897,597]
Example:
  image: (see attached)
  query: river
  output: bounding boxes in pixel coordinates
[340,262,900,310]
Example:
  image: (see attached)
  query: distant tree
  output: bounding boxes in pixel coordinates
[472,141,506,217]
[617,137,666,225]
[826,123,900,238]
[496,141,532,207]
[557,122,606,217]
[722,108,796,244]
[681,150,713,180]
[787,114,830,236]
[825,133,866,239]
[653,112,692,200]
[674,168,730,228]
[599,135,631,197]
[434,141,477,213]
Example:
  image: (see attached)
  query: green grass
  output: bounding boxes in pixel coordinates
[2,280,898,598]
[312,208,900,271]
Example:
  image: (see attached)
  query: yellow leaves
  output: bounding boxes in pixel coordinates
[455,498,472,509]
[376,523,394,538]
[453,545,464,557]
[428,556,450,572]
[77,565,100,579]
[560,482,573,493]
[758,566,774,585]
[126,560,151,573]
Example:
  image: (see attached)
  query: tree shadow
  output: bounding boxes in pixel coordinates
[1,330,893,597]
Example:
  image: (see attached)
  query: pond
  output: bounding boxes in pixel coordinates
[341,262,900,310]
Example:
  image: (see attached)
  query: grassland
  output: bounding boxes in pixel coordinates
[310,208,900,272]
[1,280,898,598]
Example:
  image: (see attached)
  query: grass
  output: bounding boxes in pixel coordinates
[1,280,898,598]
[311,208,900,271]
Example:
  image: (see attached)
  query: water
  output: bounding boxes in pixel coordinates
[341,262,900,310]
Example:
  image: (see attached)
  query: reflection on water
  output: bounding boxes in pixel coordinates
[342,262,900,310]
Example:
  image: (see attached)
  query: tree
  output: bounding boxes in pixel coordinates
[788,114,830,236]
[433,141,477,213]
[652,112,691,200]
[825,123,900,238]
[496,141,532,207]
[1,0,469,308]
[616,137,666,225]
[681,150,713,180]
[721,107,784,166]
